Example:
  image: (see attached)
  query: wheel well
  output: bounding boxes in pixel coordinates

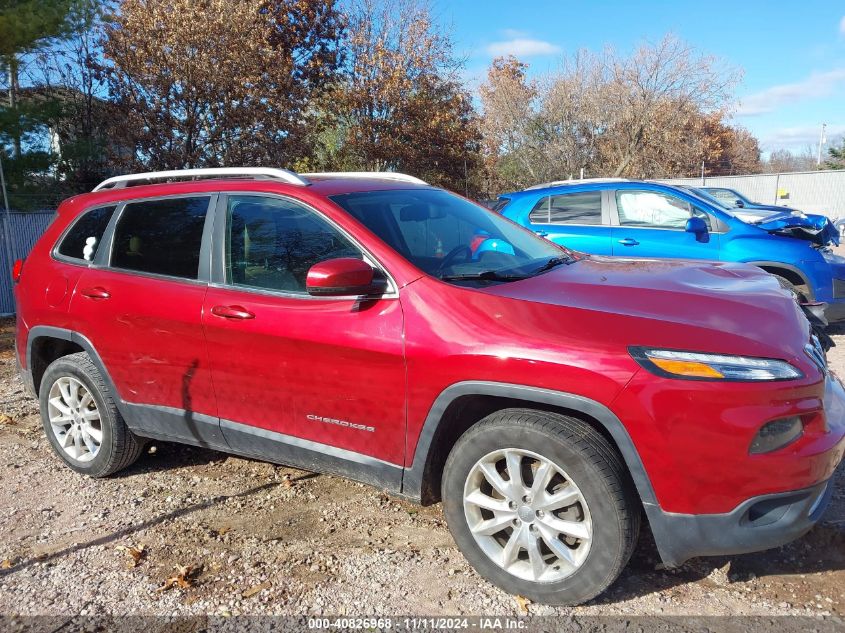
[30,336,85,394]
[416,395,631,506]
[758,265,809,292]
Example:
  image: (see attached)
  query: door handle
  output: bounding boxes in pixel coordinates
[80,286,110,300]
[535,230,549,237]
[211,305,255,320]
[617,238,639,246]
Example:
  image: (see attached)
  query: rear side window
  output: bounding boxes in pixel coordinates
[529,192,603,225]
[110,196,210,279]
[492,197,511,213]
[57,205,116,262]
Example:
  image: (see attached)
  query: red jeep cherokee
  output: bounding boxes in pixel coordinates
[13,168,845,605]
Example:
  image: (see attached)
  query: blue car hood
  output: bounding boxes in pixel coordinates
[756,211,840,247]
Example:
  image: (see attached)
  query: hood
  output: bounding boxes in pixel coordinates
[755,210,839,247]
[483,256,810,357]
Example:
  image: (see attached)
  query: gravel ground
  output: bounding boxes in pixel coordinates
[0,317,843,618]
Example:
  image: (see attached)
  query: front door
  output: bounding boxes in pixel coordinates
[201,194,407,465]
[611,189,720,259]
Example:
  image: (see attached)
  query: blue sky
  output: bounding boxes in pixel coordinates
[442,1,845,154]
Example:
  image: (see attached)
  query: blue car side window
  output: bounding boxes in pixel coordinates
[616,191,711,230]
[529,192,603,226]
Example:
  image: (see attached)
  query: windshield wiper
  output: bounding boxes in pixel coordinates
[439,270,529,282]
[529,256,571,275]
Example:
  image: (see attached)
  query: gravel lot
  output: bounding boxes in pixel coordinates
[0,317,843,618]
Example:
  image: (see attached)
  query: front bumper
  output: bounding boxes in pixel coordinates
[647,478,835,567]
[824,295,845,323]
[646,374,845,567]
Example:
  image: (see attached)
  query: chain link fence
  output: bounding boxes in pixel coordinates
[1,210,56,315]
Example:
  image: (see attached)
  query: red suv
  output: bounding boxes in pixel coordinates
[13,168,845,605]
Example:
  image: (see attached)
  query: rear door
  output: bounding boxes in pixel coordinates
[69,194,221,445]
[201,193,406,465]
[610,189,720,259]
[525,190,613,255]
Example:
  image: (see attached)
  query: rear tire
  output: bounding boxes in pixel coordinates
[39,352,144,477]
[442,408,639,605]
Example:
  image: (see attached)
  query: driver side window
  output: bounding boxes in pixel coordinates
[225,195,362,294]
[616,191,711,230]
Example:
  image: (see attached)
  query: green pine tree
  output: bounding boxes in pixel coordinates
[0,0,75,208]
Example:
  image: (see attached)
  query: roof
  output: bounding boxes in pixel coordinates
[62,169,433,214]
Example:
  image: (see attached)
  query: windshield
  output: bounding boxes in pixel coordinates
[331,189,569,283]
[682,187,735,211]
[706,187,753,205]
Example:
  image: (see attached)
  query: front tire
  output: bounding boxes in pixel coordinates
[39,352,144,477]
[442,408,639,605]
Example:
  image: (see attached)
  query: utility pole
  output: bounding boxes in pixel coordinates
[817,123,827,166]
[0,154,14,277]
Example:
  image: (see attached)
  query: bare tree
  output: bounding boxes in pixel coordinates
[324,0,480,191]
[479,34,745,188]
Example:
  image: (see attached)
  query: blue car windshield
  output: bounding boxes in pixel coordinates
[331,189,570,282]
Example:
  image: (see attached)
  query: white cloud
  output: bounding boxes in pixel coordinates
[736,68,845,116]
[485,38,561,58]
[840,15,845,35]
[500,28,528,39]
[760,124,845,150]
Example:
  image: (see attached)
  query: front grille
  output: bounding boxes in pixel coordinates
[804,335,827,374]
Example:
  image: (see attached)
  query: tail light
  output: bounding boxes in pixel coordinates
[12,258,24,283]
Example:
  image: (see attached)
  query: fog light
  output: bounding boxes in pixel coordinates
[749,417,803,454]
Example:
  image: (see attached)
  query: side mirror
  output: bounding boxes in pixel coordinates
[685,216,709,242]
[734,199,745,208]
[306,258,375,297]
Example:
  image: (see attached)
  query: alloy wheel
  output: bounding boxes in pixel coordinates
[462,448,592,583]
[47,376,103,463]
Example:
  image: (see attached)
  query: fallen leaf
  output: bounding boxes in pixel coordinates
[241,580,272,599]
[515,595,531,614]
[157,564,198,592]
[0,414,14,425]
[282,474,293,489]
[0,558,14,569]
[116,544,146,568]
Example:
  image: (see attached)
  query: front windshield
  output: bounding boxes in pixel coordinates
[331,189,569,283]
[684,187,735,211]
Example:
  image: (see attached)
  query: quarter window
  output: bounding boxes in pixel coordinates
[616,191,711,230]
[529,192,603,225]
[225,195,362,293]
[57,205,116,262]
[110,196,210,279]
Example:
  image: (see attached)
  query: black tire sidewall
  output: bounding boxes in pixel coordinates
[39,357,117,476]
[442,420,629,605]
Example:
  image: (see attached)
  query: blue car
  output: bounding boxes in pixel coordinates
[497,179,845,322]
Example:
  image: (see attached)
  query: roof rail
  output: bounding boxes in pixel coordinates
[92,167,310,191]
[524,177,628,191]
[301,171,428,185]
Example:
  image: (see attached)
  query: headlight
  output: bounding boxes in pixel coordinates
[629,347,803,381]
